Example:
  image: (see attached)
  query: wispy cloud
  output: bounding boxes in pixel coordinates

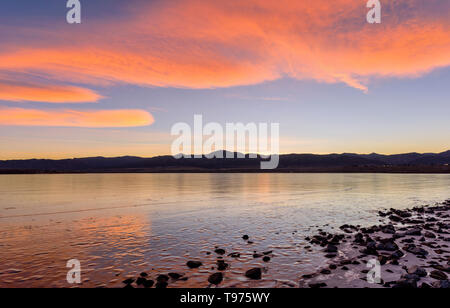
[0,107,154,128]
[0,81,103,103]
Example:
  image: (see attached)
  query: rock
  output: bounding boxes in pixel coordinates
[242,235,249,240]
[389,215,403,223]
[136,277,147,285]
[302,274,314,279]
[407,266,427,277]
[325,254,337,259]
[329,264,337,270]
[392,233,405,240]
[253,253,263,258]
[325,244,338,253]
[342,266,349,271]
[320,269,331,275]
[228,252,241,258]
[208,272,223,285]
[404,244,429,256]
[425,232,436,239]
[402,238,415,244]
[392,278,418,288]
[143,279,154,288]
[263,256,271,262]
[155,281,168,288]
[390,250,404,259]
[122,278,135,285]
[434,249,447,255]
[309,283,327,288]
[432,265,450,273]
[354,233,365,244]
[217,260,229,271]
[376,240,399,252]
[420,283,432,288]
[140,272,148,277]
[186,261,202,269]
[263,251,273,255]
[245,268,262,280]
[430,270,448,281]
[361,246,378,256]
[401,274,420,282]
[390,259,400,266]
[381,225,396,234]
[378,211,388,217]
[378,255,388,265]
[157,274,169,283]
[432,280,450,288]
[330,235,344,245]
[214,248,226,255]
[168,273,183,280]
[405,229,422,236]
[393,209,412,218]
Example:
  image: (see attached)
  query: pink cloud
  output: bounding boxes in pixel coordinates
[0,82,103,103]
[0,107,154,128]
[0,0,448,94]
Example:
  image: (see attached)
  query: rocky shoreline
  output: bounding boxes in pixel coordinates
[122,200,449,289]
[301,199,450,288]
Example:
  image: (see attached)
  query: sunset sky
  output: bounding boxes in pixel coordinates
[0,0,449,159]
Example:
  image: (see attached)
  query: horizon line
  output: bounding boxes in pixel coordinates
[1,149,449,161]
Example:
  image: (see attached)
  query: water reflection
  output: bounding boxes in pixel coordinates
[0,173,449,287]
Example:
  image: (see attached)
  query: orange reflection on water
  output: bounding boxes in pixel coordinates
[0,214,151,288]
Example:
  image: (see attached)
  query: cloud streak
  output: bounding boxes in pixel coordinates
[0,82,103,103]
[0,108,154,128]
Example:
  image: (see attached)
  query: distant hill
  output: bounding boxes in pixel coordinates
[0,151,449,173]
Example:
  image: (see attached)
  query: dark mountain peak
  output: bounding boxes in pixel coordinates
[0,150,448,173]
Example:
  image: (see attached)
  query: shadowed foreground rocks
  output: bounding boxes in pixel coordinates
[303,199,450,288]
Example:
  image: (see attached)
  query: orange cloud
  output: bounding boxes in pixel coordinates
[0,0,448,92]
[0,82,103,103]
[0,107,154,128]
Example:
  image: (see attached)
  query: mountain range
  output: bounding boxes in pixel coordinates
[0,150,449,173]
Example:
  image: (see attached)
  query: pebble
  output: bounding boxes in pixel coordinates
[168,273,183,280]
[214,248,226,255]
[245,268,262,280]
[430,270,448,281]
[208,272,223,285]
[186,261,202,269]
